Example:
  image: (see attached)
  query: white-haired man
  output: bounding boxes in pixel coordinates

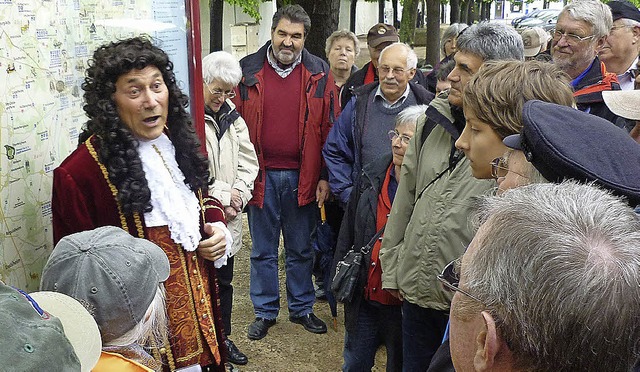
[447,182,640,372]
[323,42,434,206]
[552,0,621,123]
[600,0,640,90]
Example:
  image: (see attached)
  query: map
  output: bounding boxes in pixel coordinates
[0,0,193,290]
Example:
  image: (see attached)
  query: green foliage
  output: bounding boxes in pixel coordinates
[223,0,263,20]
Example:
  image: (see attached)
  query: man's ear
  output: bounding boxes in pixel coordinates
[473,310,500,371]
[594,36,607,54]
[407,68,417,81]
[631,26,640,45]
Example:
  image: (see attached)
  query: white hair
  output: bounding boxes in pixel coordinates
[202,51,243,86]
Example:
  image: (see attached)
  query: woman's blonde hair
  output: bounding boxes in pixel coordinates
[462,60,574,139]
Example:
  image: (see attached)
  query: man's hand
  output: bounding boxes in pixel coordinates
[386,289,404,301]
[197,224,227,262]
[230,188,243,212]
[316,180,330,208]
[224,206,238,222]
[630,122,640,144]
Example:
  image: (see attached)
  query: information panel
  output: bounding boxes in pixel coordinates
[0,0,199,290]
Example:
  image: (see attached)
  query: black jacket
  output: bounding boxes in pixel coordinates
[332,154,393,332]
[340,61,429,109]
[574,56,621,126]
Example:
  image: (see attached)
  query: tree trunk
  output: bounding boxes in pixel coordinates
[350,0,357,32]
[425,0,440,67]
[378,0,385,23]
[209,0,224,52]
[459,0,467,23]
[450,0,460,23]
[466,0,475,24]
[481,1,491,20]
[392,0,400,29]
[399,0,419,45]
[294,0,341,60]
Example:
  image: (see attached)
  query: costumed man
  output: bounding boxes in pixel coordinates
[52,36,231,372]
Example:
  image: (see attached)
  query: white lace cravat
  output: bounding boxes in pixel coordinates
[137,134,202,252]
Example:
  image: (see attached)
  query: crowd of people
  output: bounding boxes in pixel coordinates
[3,0,640,371]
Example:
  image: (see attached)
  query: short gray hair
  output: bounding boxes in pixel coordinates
[464,181,640,371]
[202,51,243,87]
[379,42,418,69]
[325,29,360,57]
[561,0,613,39]
[395,105,428,129]
[440,23,469,56]
[456,21,524,61]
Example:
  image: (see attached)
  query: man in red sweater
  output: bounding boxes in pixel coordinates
[233,4,334,340]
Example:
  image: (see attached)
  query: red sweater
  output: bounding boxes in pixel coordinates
[261,59,302,169]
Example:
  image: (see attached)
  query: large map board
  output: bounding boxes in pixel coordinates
[0,0,203,290]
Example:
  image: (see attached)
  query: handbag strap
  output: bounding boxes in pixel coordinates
[415,149,463,201]
[360,225,386,255]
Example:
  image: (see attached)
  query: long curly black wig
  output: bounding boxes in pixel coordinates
[79,36,209,215]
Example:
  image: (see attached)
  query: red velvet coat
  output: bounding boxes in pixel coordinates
[52,135,228,371]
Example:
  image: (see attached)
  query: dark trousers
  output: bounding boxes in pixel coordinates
[216,255,234,336]
[401,301,449,371]
[343,300,403,372]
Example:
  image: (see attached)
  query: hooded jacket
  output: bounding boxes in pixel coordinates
[379,94,494,310]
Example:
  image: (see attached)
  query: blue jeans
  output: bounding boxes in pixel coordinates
[402,301,449,371]
[247,170,316,319]
[343,300,403,372]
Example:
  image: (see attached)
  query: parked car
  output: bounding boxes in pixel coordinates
[515,9,561,32]
[511,9,546,28]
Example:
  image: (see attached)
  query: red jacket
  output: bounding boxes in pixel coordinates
[233,42,335,208]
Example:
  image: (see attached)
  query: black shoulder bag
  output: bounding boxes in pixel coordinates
[331,226,385,303]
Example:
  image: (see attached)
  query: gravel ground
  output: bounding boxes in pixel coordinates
[226,214,387,371]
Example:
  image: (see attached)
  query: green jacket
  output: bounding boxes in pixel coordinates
[379,94,494,311]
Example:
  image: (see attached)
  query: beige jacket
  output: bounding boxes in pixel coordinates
[205,100,258,256]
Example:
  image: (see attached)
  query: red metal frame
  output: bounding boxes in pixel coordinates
[185,0,206,153]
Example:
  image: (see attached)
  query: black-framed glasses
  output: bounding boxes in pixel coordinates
[552,29,595,44]
[205,84,236,99]
[388,130,412,145]
[437,259,483,303]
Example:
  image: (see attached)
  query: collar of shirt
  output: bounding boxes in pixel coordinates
[266,45,302,78]
[618,56,639,91]
[570,59,596,89]
[374,83,411,109]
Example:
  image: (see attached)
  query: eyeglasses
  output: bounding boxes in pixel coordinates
[552,29,595,44]
[388,130,412,145]
[437,259,484,303]
[490,157,509,179]
[378,66,411,77]
[610,24,633,32]
[490,157,528,180]
[205,84,236,99]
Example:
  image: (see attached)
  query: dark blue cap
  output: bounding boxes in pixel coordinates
[608,0,640,22]
[503,100,640,206]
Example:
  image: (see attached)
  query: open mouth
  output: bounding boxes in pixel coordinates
[143,115,160,124]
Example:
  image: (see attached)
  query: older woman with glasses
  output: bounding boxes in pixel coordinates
[332,105,425,372]
[202,51,259,368]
